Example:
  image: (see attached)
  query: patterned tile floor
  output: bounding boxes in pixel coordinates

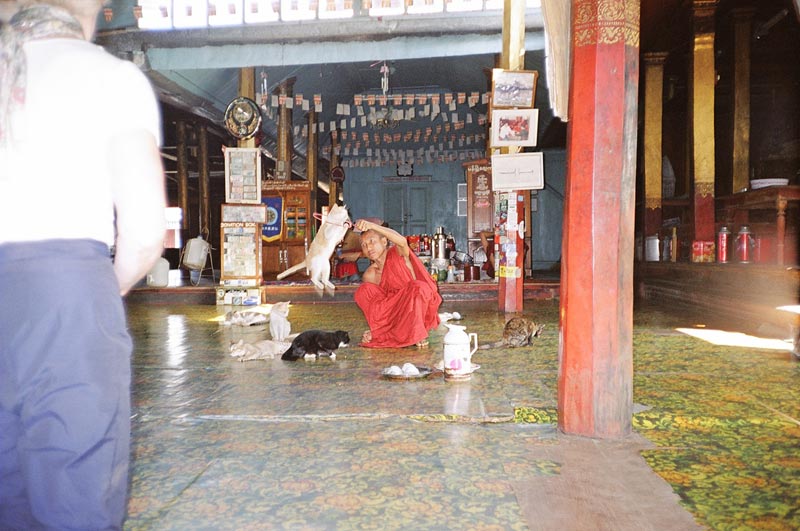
[122,298,799,530]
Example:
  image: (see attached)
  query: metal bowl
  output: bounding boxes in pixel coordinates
[451,251,472,265]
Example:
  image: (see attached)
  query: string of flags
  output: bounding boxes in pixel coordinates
[255,84,490,166]
[256,90,489,124]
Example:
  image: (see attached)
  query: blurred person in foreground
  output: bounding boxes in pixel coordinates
[353,219,441,348]
[0,1,166,528]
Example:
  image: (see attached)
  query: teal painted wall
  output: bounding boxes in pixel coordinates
[343,150,566,266]
[530,149,565,271]
[342,161,467,249]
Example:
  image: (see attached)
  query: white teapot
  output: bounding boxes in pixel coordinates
[443,324,478,380]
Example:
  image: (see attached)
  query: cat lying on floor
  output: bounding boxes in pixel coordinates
[478,317,545,349]
[230,339,293,361]
[281,330,350,361]
[223,310,268,327]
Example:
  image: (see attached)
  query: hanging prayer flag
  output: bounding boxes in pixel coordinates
[261,195,283,242]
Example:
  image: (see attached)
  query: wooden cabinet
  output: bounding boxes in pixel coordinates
[261,181,312,279]
[464,159,494,237]
[463,159,494,258]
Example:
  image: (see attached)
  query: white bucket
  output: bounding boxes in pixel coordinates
[146,257,170,287]
[645,236,660,262]
[183,237,209,270]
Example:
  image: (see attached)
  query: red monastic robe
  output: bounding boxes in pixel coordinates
[355,246,442,348]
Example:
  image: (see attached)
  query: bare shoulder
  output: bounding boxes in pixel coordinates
[362,264,380,285]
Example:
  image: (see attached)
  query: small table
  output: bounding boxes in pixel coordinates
[717,185,800,265]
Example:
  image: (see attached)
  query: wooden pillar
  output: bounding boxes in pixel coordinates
[307,109,319,212]
[558,0,639,439]
[496,0,526,313]
[275,77,296,180]
[238,68,256,149]
[690,1,718,242]
[731,7,755,194]
[198,124,210,237]
[176,120,190,232]
[329,130,340,207]
[643,52,669,238]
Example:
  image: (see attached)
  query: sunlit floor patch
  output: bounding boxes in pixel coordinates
[676,327,794,351]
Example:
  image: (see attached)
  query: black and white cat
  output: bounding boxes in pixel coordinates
[281,330,350,361]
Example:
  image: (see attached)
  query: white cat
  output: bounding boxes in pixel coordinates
[222,310,268,327]
[276,204,351,290]
[229,339,293,361]
[269,300,291,342]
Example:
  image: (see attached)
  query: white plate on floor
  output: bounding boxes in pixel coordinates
[382,366,434,380]
[751,178,789,190]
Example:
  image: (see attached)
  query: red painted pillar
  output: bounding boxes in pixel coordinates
[558,0,639,438]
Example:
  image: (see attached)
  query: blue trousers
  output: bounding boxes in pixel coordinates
[0,240,132,530]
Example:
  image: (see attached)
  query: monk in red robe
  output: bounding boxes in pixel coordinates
[353,219,442,348]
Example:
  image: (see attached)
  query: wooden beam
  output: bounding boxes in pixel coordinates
[496,0,527,313]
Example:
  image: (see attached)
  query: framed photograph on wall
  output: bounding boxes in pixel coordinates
[491,69,538,108]
[491,108,539,147]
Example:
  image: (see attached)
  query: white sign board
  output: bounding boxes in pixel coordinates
[490,152,544,191]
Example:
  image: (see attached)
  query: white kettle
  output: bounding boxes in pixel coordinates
[443,324,478,380]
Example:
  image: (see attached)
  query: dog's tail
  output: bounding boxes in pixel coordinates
[276,262,307,280]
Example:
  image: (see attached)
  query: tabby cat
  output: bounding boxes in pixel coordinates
[478,317,545,349]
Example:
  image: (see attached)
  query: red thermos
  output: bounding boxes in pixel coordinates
[736,225,753,263]
[717,226,730,263]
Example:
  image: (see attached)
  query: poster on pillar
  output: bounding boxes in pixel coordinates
[491,69,538,109]
[494,191,525,279]
[490,152,544,191]
[224,148,262,203]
